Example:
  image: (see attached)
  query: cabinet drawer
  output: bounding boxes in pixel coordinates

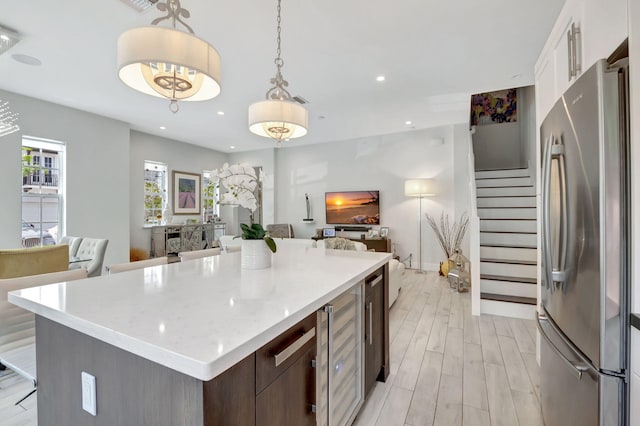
[256,312,317,393]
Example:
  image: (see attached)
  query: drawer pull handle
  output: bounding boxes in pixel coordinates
[274,327,316,367]
[368,275,383,288]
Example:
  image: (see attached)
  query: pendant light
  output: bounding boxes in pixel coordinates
[248,0,308,146]
[117,0,221,113]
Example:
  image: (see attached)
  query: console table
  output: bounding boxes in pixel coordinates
[150,223,225,257]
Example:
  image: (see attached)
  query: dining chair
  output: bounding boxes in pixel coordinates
[0,268,88,404]
[69,238,108,277]
[21,237,41,248]
[178,248,222,261]
[59,236,82,257]
[0,245,69,279]
[106,257,168,275]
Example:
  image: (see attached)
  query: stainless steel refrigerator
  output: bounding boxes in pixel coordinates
[539,58,630,425]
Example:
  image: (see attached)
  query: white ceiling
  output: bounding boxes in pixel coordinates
[0,0,564,152]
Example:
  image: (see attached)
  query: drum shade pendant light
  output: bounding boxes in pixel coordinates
[117,0,221,113]
[248,0,308,146]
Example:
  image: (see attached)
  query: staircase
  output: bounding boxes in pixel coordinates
[475,167,537,319]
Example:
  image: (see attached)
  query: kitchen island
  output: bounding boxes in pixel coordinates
[9,246,391,425]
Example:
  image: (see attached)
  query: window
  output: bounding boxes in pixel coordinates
[144,161,167,225]
[21,137,65,247]
[202,170,219,222]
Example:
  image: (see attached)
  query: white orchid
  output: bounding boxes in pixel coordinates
[212,163,259,212]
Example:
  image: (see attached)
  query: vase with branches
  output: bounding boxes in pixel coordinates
[424,212,469,275]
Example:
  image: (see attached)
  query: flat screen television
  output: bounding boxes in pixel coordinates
[325,191,380,225]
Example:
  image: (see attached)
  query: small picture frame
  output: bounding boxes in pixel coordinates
[323,228,336,238]
[380,227,389,238]
[367,229,380,239]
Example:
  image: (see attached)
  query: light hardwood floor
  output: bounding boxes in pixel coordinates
[354,270,542,426]
[0,270,541,426]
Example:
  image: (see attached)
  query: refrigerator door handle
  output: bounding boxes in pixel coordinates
[537,315,590,380]
[542,135,553,290]
[550,141,569,289]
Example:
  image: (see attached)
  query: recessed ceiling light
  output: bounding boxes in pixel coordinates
[217,111,224,116]
[11,54,41,66]
[376,75,385,82]
[159,126,166,130]
[405,121,412,125]
[229,145,235,149]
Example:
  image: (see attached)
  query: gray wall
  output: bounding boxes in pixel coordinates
[472,122,521,170]
[472,86,536,173]
[272,126,468,271]
[0,89,130,268]
[129,131,228,254]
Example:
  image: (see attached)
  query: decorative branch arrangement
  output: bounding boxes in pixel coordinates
[424,212,470,258]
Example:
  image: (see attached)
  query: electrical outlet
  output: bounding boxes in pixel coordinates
[81,371,97,416]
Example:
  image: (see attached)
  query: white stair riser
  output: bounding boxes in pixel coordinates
[476,197,537,208]
[478,208,536,220]
[480,246,537,262]
[481,279,537,298]
[480,220,537,233]
[480,232,537,247]
[476,186,536,197]
[481,262,537,278]
[475,169,531,179]
[480,300,537,320]
[475,177,532,188]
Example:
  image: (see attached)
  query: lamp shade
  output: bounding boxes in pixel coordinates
[117,26,221,102]
[248,99,308,140]
[404,179,435,197]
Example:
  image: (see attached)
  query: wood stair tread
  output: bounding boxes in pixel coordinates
[480,258,537,266]
[481,293,537,305]
[475,185,535,189]
[480,274,537,284]
[475,176,531,180]
[480,244,537,249]
[480,230,537,235]
[477,195,536,199]
[475,167,528,172]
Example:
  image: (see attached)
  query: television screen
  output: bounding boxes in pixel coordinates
[325,191,380,225]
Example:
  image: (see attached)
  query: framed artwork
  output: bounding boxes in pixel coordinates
[172,171,201,215]
[367,229,380,239]
[380,227,389,238]
[323,228,336,238]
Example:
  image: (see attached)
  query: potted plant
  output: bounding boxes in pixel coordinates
[212,163,277,269]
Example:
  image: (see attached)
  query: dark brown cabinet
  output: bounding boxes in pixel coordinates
[364,268,387,397]
[203,312,317,426]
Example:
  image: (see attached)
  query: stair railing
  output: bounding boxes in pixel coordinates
[467,128,481,316]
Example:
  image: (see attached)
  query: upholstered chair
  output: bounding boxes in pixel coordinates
[70,238,109,277]
[0,268,88,403]
[266,224,295,238]
[0,245,69,279]
[59,236,82,258]
[106,257,168,275]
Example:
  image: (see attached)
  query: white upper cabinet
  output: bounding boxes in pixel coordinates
[535,0,627,122]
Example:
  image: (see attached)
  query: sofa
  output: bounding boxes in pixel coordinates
[388,258,405,307]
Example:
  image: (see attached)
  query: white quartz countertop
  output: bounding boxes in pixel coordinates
[9,246,390,381]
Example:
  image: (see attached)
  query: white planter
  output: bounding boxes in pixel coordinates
[241,239,272,269]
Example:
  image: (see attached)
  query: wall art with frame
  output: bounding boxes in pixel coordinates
[173,170,201,215]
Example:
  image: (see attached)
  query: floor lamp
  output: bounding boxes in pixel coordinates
[405,179,435,273]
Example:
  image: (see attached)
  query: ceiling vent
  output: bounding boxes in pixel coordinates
[0,25,20,56]
[119,0,159,12]
[292,96,309,105]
